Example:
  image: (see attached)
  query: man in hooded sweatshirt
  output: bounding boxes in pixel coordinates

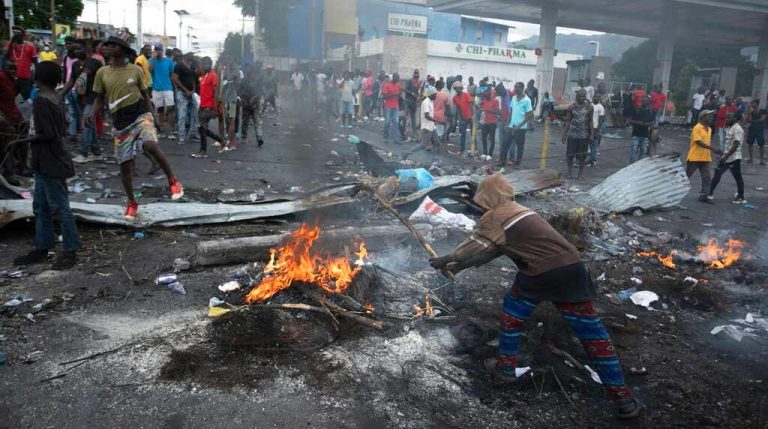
[429,173,640,420]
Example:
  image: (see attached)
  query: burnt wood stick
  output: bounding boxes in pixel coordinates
[352,183,456,281]
[300,286,389,330]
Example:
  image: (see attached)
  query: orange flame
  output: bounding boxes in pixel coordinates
[636,250,677,269]
[697,238,744,269]
[244,224,368,303]
[412,295,434,318]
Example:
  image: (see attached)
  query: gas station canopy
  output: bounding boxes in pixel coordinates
[430,0,768,47]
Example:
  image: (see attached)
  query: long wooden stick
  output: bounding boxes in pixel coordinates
[352,183,456,281]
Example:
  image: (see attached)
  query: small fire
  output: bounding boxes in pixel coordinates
[636,250,677,269]
[412,295,434,318]
[244,224,368,303]
[697,238,744,270]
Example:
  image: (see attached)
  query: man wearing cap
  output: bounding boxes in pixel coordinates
[687,109,722,202]
[148,43,175,138]
[420,86,442,152]
[88,36,184,219]
[6,26,37,99]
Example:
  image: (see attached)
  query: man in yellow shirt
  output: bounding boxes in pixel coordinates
[39,43,57,62]
[134,44,152,91]
[687,109,722,201]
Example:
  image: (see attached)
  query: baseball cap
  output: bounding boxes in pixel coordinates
[154,43,164,51]
[426,86,438,96]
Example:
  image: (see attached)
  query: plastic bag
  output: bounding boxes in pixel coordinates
[395,168,434,190]
[409,196,476,231]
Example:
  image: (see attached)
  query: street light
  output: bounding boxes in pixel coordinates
[588,40,600,57]
[163,0,167,36]
[174,9,190,49]
[187,26,196,51]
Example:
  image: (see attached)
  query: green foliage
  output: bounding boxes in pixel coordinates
[10,0,84,30]
[220,32,253,64]
[233,0,298,50]
[613,39,756,97]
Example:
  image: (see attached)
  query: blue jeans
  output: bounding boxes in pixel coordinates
[79,104,100,157]
[458,118,472,152]
[66,91,81,136]
[175,91,199,141]
[33,173,81,252]
[629,136,648,164]
[383,107,400,142]
[590,136,601,162]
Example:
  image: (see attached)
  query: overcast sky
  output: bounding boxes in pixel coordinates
[78,1,602,59]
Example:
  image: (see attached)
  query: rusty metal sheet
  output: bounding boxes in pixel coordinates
[585,153,691,212]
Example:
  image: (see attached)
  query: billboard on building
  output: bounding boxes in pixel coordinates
[387,13,428,38]
[324,0,357,35]
[143,33,178,49]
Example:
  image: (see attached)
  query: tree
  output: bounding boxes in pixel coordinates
[220,32,253,65]
[232,0,298,50]
[10,0,84,30]
[672,61,697,115]
[613,39,756,96]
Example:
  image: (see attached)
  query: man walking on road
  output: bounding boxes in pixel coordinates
[240,63,265,147]
[194,57,226,158]
[687,109,722,202]
[708,111,746,204]
[500,82,533,168]
[405,70,421,133]
[561,89,593,180]
[88,36,183,219]
[148,43,175,138]
[627,97,653,164]
[452,81,474,156]
[290,67,305,109]
[171,50,198,146]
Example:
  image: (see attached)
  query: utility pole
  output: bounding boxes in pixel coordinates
[50,0,55,37]
[241,15,245,61]
[163,0,167,37]
[137,0,142,48]
[6,0,15,40]
[252,0,259,61]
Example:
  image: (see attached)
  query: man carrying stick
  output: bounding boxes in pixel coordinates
[429,173,640,419]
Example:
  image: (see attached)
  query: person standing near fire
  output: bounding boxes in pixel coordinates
[429,173,640,420]
[707,111,746,204]
[88,36,184,219]
[687,109,722,202]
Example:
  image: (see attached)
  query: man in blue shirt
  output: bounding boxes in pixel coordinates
[498,81,533,168]
[148,43,175,139]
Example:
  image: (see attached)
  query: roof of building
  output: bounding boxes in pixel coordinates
[431,0,768,46]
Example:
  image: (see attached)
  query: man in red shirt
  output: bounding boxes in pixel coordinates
[452,81,474,155]
[193,56,225,158]
[715,96,738,151]
[381,72,402,143]
[6,26,37,100]
[0,59,27,182]
[632,84,646,109]
[649,83,667,126]
[480,87,500,159]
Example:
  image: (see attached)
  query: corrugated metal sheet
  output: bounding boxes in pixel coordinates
[585,153,691,212]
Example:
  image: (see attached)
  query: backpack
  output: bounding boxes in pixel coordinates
[74,71,88,96]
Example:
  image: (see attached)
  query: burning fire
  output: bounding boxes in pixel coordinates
[697,238,744,270]
[244,224,368,303]
[636,238,745,270]
[413,295,434,318]
[636,250,677,269]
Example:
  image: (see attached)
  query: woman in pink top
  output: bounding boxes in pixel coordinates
[433,80,449,140]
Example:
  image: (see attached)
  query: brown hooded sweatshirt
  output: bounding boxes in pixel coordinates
[448,173,582,276]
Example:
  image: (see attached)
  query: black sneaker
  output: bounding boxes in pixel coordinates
[258,139,264,147]
[615,398,641,419]
[51,252,77,270]
[13,249,49,266]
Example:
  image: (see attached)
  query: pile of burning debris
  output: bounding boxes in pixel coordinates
[207,224,457,350]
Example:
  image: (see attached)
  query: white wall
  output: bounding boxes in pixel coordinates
[426,56,536,86]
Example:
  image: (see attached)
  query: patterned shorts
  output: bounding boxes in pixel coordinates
[115,112,157,164]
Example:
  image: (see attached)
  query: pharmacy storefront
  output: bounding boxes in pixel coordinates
[426,40,579,85]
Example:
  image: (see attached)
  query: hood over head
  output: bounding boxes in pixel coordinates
[473,173,515,210]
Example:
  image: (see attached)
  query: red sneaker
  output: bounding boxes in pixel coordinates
[124,200,139,219]
[170,178,184,200]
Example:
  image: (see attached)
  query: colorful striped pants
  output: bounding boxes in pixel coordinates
[498,290,633,402]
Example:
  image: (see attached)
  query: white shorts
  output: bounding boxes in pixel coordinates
[152,90,175,109]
